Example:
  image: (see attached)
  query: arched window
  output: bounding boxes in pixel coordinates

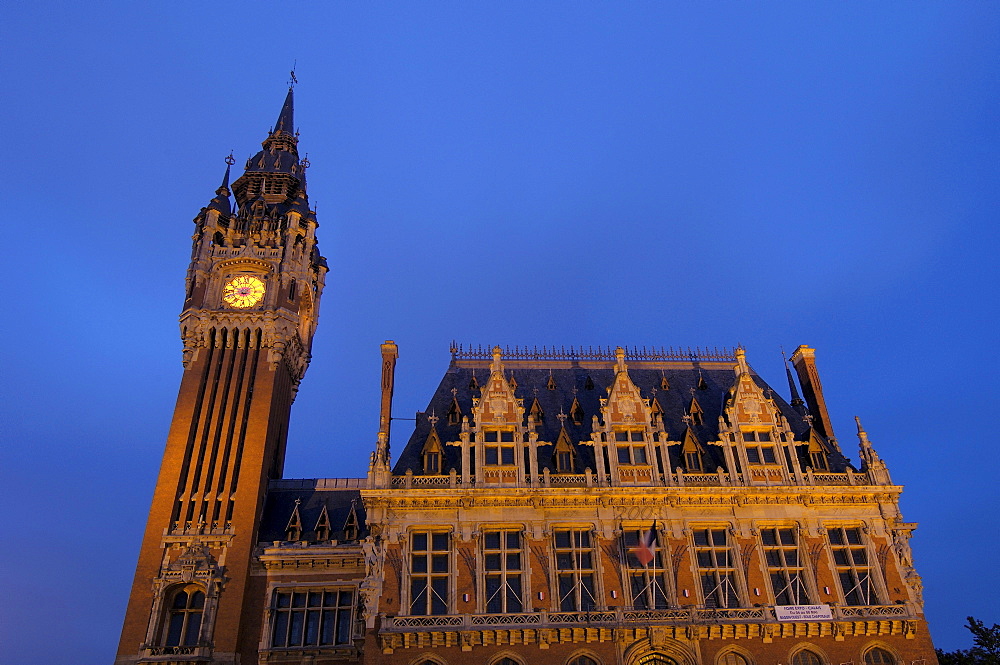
[494,658,523,665]
[162,586,204,647]
[569,657,599,665]
[790,650,823,665]
[864,648,896,665]
[719,652,751,665]
[637,655,678,665]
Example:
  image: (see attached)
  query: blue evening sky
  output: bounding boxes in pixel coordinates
[1,3,997,663]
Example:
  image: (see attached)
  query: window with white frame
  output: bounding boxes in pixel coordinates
[482,530,524,613]
[269,589,354,648]
[828,526,880,606]
[409,531,450,615]
[554,529,598,611]
[761,527,809,605]
[693,528,740,608]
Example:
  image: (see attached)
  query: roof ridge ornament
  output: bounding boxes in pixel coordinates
[451,343,736,362]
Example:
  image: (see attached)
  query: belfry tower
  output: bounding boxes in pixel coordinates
[116,88,326,665]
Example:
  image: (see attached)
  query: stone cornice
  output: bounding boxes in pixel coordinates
[361,485,903,511]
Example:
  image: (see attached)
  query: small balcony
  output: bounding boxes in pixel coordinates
[380,604,915,632]
[138,644,212,663]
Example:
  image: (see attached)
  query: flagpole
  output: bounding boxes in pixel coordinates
[651,521,657,608]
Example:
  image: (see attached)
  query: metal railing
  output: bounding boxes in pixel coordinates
[381,604,914,632]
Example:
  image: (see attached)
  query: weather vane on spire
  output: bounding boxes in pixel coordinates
[288,61,298,88]
[225,152,235,167]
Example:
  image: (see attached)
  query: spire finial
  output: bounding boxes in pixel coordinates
[273,86,295,136]
[782,347,807,415]
[855,415,869,443]
[288,61,298,88]
[220,152,235,191]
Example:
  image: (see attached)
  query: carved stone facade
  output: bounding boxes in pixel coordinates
[117,94,937,665]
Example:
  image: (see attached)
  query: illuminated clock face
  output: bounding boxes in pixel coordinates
[222,275,266,308]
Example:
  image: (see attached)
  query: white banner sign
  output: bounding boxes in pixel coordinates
[774,605,834,621]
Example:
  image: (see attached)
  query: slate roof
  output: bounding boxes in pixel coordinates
[392,353,852,477]
[259,482,368,544]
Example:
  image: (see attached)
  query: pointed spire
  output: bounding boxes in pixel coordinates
[206,154,235,215]
[855,416,892,485]
[274,87,295,136]
[782,348,807,415]
[219,153,234,193]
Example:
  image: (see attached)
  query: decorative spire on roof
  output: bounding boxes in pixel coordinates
[782,348,807,416]
[273,86,295,137]
[220,153,234,192]
[856,416,892,485]
[206,154,235,216]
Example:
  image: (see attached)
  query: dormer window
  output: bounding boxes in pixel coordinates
[810,451,827,470]
[446,399,462,426]
[420,427,443,474]
[482,429,516,464]
[343,509,359,542]
[485,445,515,465]
[617,445,648,465]
[742,431,778,464]
[615,431,648,464]
[556,451,573,472]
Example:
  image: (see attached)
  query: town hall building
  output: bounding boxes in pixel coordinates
[116,89,937,665]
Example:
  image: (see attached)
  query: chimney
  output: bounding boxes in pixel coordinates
[790,345,836,443]
[379,341,399,442]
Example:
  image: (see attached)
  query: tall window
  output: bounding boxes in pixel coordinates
[790,650,823,665]
[864,648,896,664]
[422,451,440,474]
[828,527,879,606]
[554,529,598,611]
[718,652,751,665]
[693,528,740,608]
[410,531,450,615]
[483,530,524,613]
[622,529,668,609]
[483,430,516,465]
[570,657,599,665]
[163,586,204,647]
[270,589,354,648]
[615,430,648,464]
[761,527,809,605]
[742,431,777,464]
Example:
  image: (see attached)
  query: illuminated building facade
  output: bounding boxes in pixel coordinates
[116,91,937,665]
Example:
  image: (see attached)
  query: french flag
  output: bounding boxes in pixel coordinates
[633,522,657,566]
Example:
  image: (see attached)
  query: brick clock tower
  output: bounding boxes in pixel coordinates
[116,87,326,665]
